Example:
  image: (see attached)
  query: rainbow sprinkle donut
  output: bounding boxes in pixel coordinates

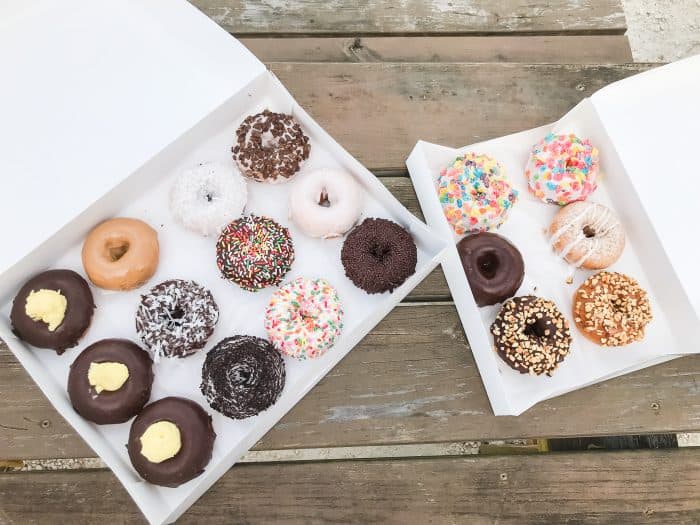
[265,277,343,360]
[526,133,599,205]
[437,153,518,235]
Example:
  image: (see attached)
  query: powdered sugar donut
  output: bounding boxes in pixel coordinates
[548,201,625,269]
[289,169,363,238]
[169,162,247,236]
[526,133,599,205]
[264,277,343,360]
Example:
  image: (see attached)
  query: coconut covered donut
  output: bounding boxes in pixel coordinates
[289,169,363,238]
[169,162,247,236]
[265,277,344,359]
[526,133,599,205]
[548,201,625,269]
[232,110,310,184]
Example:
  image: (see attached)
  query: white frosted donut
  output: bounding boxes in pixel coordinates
[169,162,247,236]
[289,169,363,239]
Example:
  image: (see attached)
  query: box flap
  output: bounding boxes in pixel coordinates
[0,0,265,275]
[592,55,700,318]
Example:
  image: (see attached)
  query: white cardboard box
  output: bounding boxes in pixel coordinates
[407,55,700,416]
[0,2,448,523]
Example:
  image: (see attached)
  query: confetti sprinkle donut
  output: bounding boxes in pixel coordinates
[265,277,344,360]
[526,133,599,205]
[216,215,295,291]
[437,153,518,235]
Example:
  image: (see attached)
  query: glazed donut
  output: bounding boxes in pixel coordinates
[169,162,247,236]
[265,277,344,359]
[135,279,219,359]
[82,218,159,291]
[289,169,363,239]
[548,201,625,269]
[10,269,95,354]
[216,215,295,291]
[341,218,417,294]
[232,110,310,184]
[573,271,652,346]
[437,152,518,235]
[526,133,599,205]
[457,233,525,307]
[491,296,572,376]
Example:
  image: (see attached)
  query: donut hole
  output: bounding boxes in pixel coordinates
[369,242,391,261]
[198,189,217,204]
[106,240,130,262]
[230,364,253,386]
[524,318,549,340]
[164,307,185,329]
[582,225,596,238]
[261,131,280,151]
[318,190,331,208]
[476,250,500,280]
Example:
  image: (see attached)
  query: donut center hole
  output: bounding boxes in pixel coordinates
[106,241,129,262]
[524,318,548,339]
[582,225,596,238]
[369,242,390,261]
[318,190,331,207]
[165,308,185,329]
[261,131,279,151]
[230,365,253,386]
[476,251,500,280]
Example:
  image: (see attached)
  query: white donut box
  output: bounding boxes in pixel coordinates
[406,55,700,415]
[0,2,449,524]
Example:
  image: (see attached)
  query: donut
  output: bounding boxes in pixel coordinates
[68,339,153,424]
[573,271,652,347]
[169,161,247,236]
[10,269,95,354]
[216,215,295,291]
[200,335,285,419]
[265,277,344,359]
[82,218,159,291]
[135,279,219,359]
[457,233,525,307]
[289,169,363,239]
[127,397,215,487]
[232,110,310,184]
[437,152,518,235]
[526,133,599,205]
[490,295,572,376]
[341,218,417,294]
[548,201,625,270]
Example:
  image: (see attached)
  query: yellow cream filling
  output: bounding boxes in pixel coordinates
[139,421,181,463]
[87,362,129,394]
[25,289,67,331]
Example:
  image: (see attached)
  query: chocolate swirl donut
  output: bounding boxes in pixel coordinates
[200,335,286,420]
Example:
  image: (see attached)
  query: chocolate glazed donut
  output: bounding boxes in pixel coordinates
[10,269,95,354]
[457,233,524,307]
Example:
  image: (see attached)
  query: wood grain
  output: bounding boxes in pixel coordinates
[241,35,633,63]
[193,0,627,36]
[2,449,699,523]
[4,303,700,460]
[267,63,651,171]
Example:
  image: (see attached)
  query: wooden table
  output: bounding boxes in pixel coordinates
[2,2,700,523]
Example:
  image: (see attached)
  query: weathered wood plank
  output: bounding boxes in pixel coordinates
[4,304,700,460]
[2,449,699,523]
[241,35,633,63]
[194,0,627,35]
[267,63,651,171]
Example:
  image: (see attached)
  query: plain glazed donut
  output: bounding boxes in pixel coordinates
[289,169,363,238]
[82,218,159,291]
[548,201,625,269]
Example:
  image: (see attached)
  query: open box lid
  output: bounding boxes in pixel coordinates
[0,0,265,276]
[591,55,700,318]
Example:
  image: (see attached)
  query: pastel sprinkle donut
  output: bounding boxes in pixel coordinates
[264,277,343,360]
[437,153,518,235]
[526,133,599,205]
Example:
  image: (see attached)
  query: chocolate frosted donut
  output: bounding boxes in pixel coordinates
[135,279,219,359]
[10,269,95,354]
[200,336,285,419]
[341,218,417,294]
[127,397,215,487]
[491,296,572,376]
[68,339,153,424]
[457,233,525,306]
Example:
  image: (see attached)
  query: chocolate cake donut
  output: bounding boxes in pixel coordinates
[10,269,95,354]
[340,218,417,294]
[200,335,285,419]
[457,233,524,306]
[127,397,215,487]
[68,339,153,424]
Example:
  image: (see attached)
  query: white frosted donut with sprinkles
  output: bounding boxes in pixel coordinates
[264,277,343,360]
